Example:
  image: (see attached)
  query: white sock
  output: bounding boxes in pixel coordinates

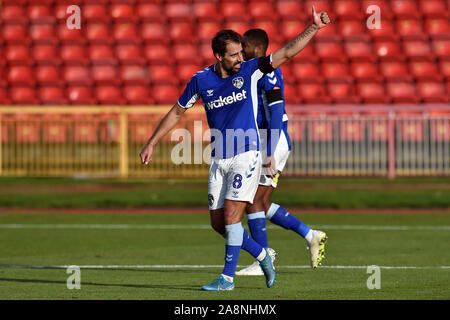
[221,274,233,283]
[305,229,314,243]
[256,248,267,261]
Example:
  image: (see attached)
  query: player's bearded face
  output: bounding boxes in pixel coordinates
[241,39,257,60]
[220,42,244,75]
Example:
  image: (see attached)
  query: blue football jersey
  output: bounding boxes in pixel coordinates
[178,57,273,159]
[257,68,291,154]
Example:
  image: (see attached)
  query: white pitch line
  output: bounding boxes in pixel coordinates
[0,224,449,231]
[0,264,448,270]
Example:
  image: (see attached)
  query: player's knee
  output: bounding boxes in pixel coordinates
[210,220,225,235]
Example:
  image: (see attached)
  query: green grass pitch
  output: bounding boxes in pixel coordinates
[0,211,449,300]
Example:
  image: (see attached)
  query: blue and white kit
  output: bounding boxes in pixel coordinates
[178,56,275,209]
[257,68,291,188]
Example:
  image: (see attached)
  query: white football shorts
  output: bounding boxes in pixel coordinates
[259,130,290,188]
[208,150,261,210]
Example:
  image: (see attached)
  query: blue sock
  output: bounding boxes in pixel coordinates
[266,203,311,238]
[222,222,243,279]
[241,228,265,258]
[247,211,269,249]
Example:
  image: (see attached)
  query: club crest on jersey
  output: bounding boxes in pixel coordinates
[232,77,244,89]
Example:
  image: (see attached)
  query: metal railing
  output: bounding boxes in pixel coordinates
[0,105,449,178]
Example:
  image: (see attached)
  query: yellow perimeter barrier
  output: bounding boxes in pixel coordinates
[0,106,210,179]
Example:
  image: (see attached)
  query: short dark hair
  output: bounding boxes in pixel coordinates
[243,28,269,52]
[211,29,242,57]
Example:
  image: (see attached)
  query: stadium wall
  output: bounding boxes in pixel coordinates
[0,105,449,178]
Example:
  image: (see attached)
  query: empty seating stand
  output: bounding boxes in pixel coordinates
[0,0,448,106]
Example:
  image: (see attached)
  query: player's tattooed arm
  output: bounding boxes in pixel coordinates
[140,104,186,164]
[271,6,330,69]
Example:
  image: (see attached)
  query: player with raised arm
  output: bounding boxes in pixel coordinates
[139,6,330,291]
[235,28,328,276]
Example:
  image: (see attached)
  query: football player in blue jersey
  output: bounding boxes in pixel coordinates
[235,29,328,276]
[140,6,330,291]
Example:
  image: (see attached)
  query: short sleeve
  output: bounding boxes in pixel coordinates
[177,75,200,109]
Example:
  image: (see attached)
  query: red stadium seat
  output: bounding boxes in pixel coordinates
[57,23,86,45]
[96,86,125,105]
[42,120,68,143]
[321,62,352,82]
[386,81,420,103]
[67,86,96,105]
[120,65,150,85]
[10,87,39,104]
[60,45,88,65]
[15,121,40,142]
[367,19,398,41]
[223,19,251,36]
[327,82,361,104]
[148,65,178,85]
[91,65,121,85]
[110,3,136,22]
[0,5,27,24]
[280,19,307,41]
[39,86,67,105]
[219,1,246,19]
[83,4,109,22]
[350,62,382,81]
[172,43,201,64]
[294,44,318,62]
[283,83,301,105]
[374,41,405,61]
[248,1,276,20]
[308,121,334,141]
[6,45,32,65]
[73,121,98,143]
[362,0,393,19]
[141,22,169,44]
[0,88,11,105]
[338,19,370,41]
[409,61,442,81]
[144,44,173,64]
[63,65,93,85]
[333,0,362,19]
[116,44,145,65]
[29,23,58,44]
[177,64,201,85]
[419,0,449,18]
[424,18,450,39]
[315,42,346,62]
[344,40,375,61]
[136,3,165,22]
[193,2,218,20]
[391,0,421,18]
[431,39,450,59]
[417,81,448,103]
[165,2,193,21]
[113,23,140,44]
[85,23,112,44]
[33,44,60,66]
[402,40,433,61]
[152,85,180,104]
[2,24,29,45]
[292,61,323,82]
[169,21,196,43]
[124,85,152,105]
[396,19,427,40]
[27,4,55,24]
[379,61,412,81]
[276,1,304,19]
[315,22,339,42]
[297,83,331,104]
[339,121,365,141]
[7,66,35,86]
[356,81,389,103]
[304,0,332,14]
[35,65,62,85]
[439,60,450,80]
[197,21,221,42]
[251,20,282,43]
[89,45,118,65]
